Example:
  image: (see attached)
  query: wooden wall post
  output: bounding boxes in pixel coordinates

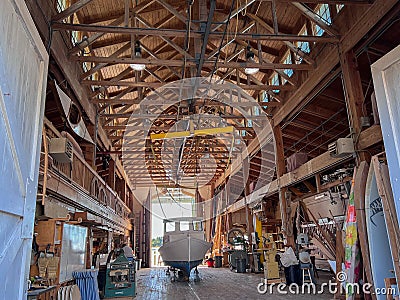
[340,49,369,163]
[341,50,375,299]
[107,158,116,190]
[121,179,127,204]
[335,228,344,299]
[273,125,294,246]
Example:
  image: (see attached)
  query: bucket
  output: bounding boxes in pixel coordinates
[235,258,246,273]
[214,256,222,268]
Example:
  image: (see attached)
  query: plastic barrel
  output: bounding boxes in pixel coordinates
[214,256,223,268]
[284,264,300,285]
[235,258,246,273]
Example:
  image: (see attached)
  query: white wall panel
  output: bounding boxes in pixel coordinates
[372,44,400,223]
[0,0,48,298]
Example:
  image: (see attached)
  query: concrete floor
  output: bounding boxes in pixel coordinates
[132,267,336,300]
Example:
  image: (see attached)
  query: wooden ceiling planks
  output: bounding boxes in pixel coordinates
[55,0,381,186]
[280,73,350,159]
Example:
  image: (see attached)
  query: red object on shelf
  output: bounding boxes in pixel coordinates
[206,259,214,267]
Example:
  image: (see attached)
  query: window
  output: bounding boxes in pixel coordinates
[313,4,331,36]
[336,4,344,13]
[281,51,293,84]
[252,106,260,116]
[56,0,70,12]
[269,72,280,93]
[166,222,175,232]
[180,221,190,231]
[261,91,269,102]
[296,26,310,64]
[72,31,81,46]
[193,221,203,231]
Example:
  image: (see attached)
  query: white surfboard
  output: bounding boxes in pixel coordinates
[365,163,394,300]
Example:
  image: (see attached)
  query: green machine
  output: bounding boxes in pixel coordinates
[104,253,136,298]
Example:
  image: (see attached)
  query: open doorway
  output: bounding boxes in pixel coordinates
[151,188,196,267]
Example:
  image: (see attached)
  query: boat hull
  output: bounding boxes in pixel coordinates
[159,236,211,276]
[163,260,203,277]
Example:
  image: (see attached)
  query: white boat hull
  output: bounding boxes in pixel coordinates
[159,235,211,276]
[159,235,211,262]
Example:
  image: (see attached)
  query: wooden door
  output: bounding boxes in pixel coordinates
[0,0,48,298]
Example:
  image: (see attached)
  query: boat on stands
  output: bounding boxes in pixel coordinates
[158,217,211,281]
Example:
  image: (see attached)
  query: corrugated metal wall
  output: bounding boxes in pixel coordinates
[0,0,48,298]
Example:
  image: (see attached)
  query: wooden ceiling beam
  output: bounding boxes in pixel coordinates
[91,35,131,50]
[52,0,95,22]
[208,22,255,59]
[88,11,184,83]
[80,42,131,80]
[100,112,268,119]
[245,40,280,58]
[135,0,188,14]
[72,55,314,70]
[67,15,127,55]
[65,0,155,55]
[152,4,188,28]
[234,39,297,86]
[212,0,257,31]
[290,2,340,36]
[274,0,398,126]
[144,68,165,83]
[95,68,136,112]
[136,16,194,59]
[155,0,199,30]
[264,0,373,4]
[285,120,338,138]
[52,22,338,42]
[237,68,285,102]
[247,13,316,65]
[283,132,326,149]
[104,124,255,132]
[89,6,180,50]
[302,103,341,120]
[94,50,180,100]
[82,79,298,91]
[141,43,181,79]
[123,150,238,155]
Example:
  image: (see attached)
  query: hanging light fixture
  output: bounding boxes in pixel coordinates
[130,41,146,71]
[244,45,259,75]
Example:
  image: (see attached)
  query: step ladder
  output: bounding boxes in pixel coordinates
[302,267,313,284]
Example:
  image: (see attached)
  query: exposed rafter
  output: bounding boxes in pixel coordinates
[290,2,340,36]
[72,55,314,70]
[52,0,95,22]
[263,0,373,4]
[52,22,339,42]
[82,79,295,91]
[247,13,316,65]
